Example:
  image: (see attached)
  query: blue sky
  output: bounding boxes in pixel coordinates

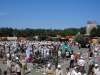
[0,0,100,29]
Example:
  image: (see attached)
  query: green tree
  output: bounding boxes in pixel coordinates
[90,28,97,37]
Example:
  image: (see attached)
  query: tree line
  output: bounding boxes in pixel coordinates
[0,25,100,37]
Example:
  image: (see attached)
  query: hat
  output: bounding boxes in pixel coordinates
[16,57,19,60]
[47,64,51,67]
[57,65,61,68]
[7,53,10,58]
[80,56,83,59]
[74,67,77,69]
[95,64,98,67]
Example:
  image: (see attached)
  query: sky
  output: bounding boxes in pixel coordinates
[0,0,100,29]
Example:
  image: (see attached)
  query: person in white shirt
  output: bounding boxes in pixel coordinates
[66,68,71,75]
[56,65,63,75]
[15,62,21,75]
[71,67,78,75]
[77,56,86,74]
[93,64,100,75]
[77,72,82,75]
[7,59,12,74]
[7,53,10,59]
[77,57,85,66]
[58,50,61,58]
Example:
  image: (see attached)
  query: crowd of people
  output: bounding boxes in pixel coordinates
[0,39,100,75]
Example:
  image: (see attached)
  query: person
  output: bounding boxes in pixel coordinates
[21,58,26,75]
[88,62,94,75]
[55,65,63,75]
[6,53,10,59]
[71,66,82,75]
[71,67,79,75]
[66,50,70,59]
[46,64,54,75]
[77,56,86,74]
[77,67,82,75]
[93,64,100,75]
[7,59,12,74]
[70,53,75,68]
[0,68,2,75]
[58,50,61,58]
[11,62,16,75]
[3,70,7,75]
[66,68,70,75]
[15,62,21,75]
